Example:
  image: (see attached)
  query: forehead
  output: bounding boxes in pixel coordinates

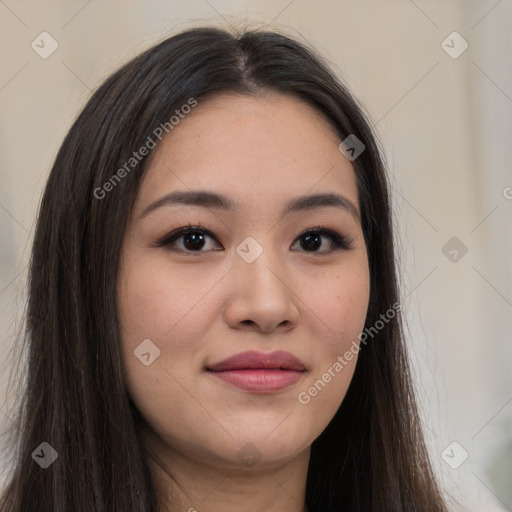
[135,92,359,215]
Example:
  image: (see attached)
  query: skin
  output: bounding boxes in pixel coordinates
[117,92,370,512]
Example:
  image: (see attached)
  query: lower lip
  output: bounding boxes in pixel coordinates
[208,369,304,392]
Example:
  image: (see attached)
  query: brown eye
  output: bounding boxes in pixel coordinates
[155,225,352,255]
[292,228,352,253]
[156,225,222,253]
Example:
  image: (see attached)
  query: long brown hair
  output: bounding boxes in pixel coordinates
[0,26,448,511]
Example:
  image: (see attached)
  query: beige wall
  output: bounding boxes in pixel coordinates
[1,1,511,510]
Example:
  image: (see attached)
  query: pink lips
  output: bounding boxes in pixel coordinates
[207,350,306,393]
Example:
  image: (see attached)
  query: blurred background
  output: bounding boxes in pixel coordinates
[0,1,511,510]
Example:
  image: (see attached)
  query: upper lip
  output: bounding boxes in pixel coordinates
[207,350,306,372]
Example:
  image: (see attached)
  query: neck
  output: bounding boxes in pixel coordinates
[142,429,311,512]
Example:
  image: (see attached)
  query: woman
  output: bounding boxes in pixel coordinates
[0,26,449,511]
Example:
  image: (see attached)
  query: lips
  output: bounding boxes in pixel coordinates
[206,350,306,392]
[207,350,306,372]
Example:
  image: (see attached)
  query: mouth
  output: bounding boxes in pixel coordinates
[206,350,306,393]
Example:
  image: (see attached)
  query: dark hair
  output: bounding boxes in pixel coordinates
[0,26,448,511]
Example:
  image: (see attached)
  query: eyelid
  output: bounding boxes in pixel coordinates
[155,223,353,253]
[154,224,220,249]
[293,225,353,252]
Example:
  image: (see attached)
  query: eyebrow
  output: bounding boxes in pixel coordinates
[140,190,360,222]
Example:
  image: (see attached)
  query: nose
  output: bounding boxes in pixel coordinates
[223,245,300,333]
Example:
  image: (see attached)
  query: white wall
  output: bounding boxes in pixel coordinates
[1,1,511,510]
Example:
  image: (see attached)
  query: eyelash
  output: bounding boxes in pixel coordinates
[155,223,353,254]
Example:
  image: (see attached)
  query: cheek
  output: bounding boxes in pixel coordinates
[117,253,218,345]
[116,250,233,393]
[303,262,370,347]
[117,255,224,449]
[293,262,369,427]
[117,262,211,424]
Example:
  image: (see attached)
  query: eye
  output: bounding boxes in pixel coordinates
[291,227,353,253]
[155,224,352,254]
[155,224,221,253]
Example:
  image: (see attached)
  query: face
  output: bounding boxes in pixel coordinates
[117,92,370,472]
